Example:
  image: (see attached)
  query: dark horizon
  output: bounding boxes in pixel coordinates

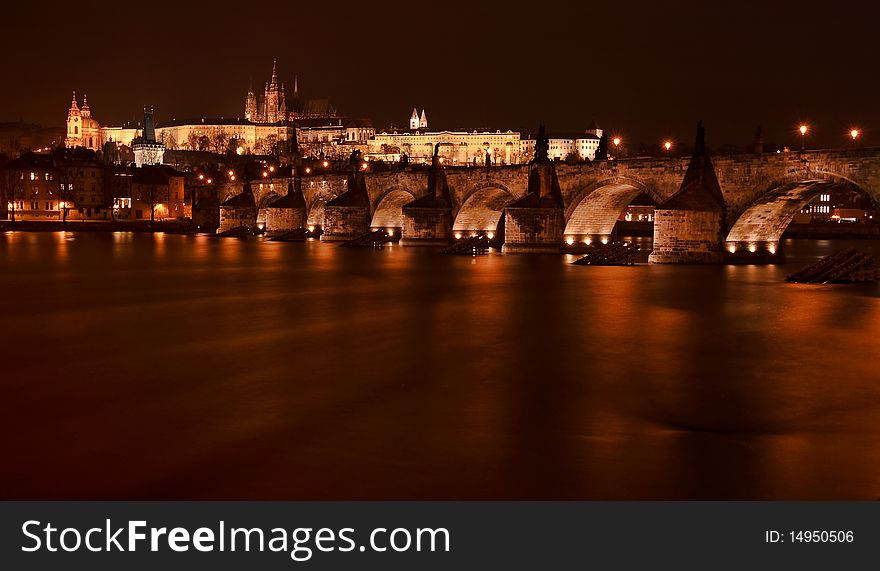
[2,0,878,149]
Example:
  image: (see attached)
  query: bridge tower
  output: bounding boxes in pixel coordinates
[649,122,726,263]
[501,125,566,253]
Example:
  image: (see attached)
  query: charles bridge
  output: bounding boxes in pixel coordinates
[218,142,880,262]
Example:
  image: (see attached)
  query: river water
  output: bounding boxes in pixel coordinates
[1,232,879,499]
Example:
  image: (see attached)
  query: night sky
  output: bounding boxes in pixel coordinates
[2,0,877,149]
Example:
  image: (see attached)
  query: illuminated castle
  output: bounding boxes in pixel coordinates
[245,60,288,124]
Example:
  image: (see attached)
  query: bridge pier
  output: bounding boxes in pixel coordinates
[265,181,306,236]
[501,133,565,253]
[725,240,785,263]
[402,148,454,245]
[218,183,257,233]
[322,153,372,241]
[649,123,727,264]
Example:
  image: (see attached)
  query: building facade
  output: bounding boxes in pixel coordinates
[64,92,103,151]
[244,60,288,124]
[368,110,604,165]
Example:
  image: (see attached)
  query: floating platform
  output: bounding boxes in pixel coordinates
[339,230,393,247]
[440,235,490,255]
[571,241,641,266]
[269,228,308,242]
[786,249,880,284]
[214,226,260,238]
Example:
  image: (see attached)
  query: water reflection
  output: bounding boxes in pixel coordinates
[0,234,879,499]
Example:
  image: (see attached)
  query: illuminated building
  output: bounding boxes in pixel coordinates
[132,108,165,167]
[64,92,103,151]
[127,165,188,221]
[1,149,109,220]
[369,110,604,165]
[154,118,294,155]
[244,59,287,124]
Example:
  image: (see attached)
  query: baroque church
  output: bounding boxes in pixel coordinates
[64,92,103,150]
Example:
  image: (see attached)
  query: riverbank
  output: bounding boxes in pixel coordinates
[0,220,200,233]
[782,223,880,239]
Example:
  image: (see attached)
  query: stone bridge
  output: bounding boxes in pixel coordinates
[233,148,880,256]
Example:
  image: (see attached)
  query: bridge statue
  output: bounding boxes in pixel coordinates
[534,124,550,163]
[434,143,440,158]
[349,149,362,170]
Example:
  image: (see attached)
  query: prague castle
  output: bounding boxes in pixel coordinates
[62,60,601,165]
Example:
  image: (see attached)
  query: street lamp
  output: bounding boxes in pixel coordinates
[799,125,808,150]
[663,141,672,152]
[850,128,860,147]
[612,137,621,159]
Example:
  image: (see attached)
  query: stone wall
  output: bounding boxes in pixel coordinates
[402,208,453,245]
[649,209,724,263]
[218,206,257,233]
[502,207,565,253]
[265,207,305,235]
[322,205,370,241]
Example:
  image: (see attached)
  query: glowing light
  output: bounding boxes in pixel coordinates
[663,141,672,151]
[749,244,757,253]
[728,244,736,253]
[601,237,609,245]
[262,171,269,178]
[206,178,213,184]
[230,175,236,181]
[584,238,591,245]
[269,166,275,172]
[198,174,204,180]
[438,157,445,163]
[361,162,368,170]
[305,167,311,174]
[308,225,315,232]
[227,170,234,177]
[613,137,621,147]
[769,245,777,255]
[454,232,462,239]
[236,146,244,155]
[850,129,860,140]
[386,228,394,235]
[799,125,808,136]
[565,237,575,245]
[487,232,494,239]
[322,160,329,168]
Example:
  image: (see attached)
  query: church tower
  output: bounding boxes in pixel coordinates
[409,107,419,130]
[64,91,83,148]
[419,109,428,130]
[245,82,257,122]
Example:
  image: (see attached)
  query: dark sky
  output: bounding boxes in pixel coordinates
[2,0,877,148]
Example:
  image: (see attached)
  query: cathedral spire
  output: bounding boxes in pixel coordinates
[70,91,79,111]
[271,58,278,85]
[294,75,298,98]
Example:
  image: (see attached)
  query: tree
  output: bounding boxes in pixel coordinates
[594,133,608,161]
[186,132,199,151]
[212,131,228,154]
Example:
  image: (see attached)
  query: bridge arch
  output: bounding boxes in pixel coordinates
[306,196,329,228]
[370,188,416,229]
[452,185,516,236]
[563,177,658,241]
[726,175,877,254]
